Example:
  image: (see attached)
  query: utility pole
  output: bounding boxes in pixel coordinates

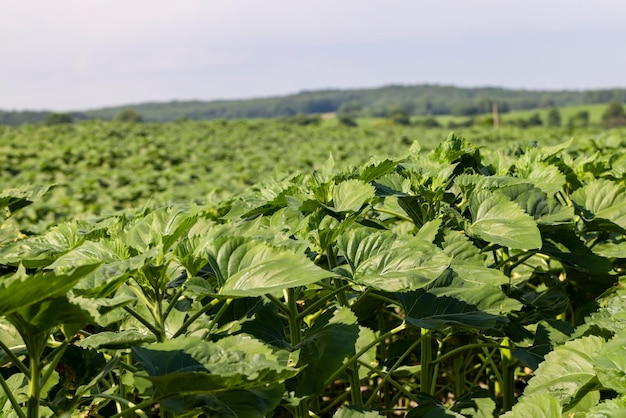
[492,102,500,128]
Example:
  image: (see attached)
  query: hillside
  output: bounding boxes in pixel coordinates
[2,84,626,125]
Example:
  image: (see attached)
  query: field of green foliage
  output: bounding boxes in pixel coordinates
[2,120,626,417]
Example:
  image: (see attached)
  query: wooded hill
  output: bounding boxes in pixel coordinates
[2,84,626,125]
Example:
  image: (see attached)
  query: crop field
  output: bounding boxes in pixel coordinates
[2,120,626,417]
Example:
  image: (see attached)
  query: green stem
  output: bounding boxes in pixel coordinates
[0,372,26,418]
[296,284,352,320]
[28,353,41,418]
[123,306,164,342]
[201,299,232,339]
[173,298,220,338]
[40,341,68,387]
[501,337,516,412]
[103,395,156,418]
[162,287,185,322]
[364,335,422,408]
[357,359,418,403]
[0,339,29,374]
[286,288,308,418]
[420,329,433,394]
[266,293,292,316]
[372,207,414,223]
[325,323,407,386]
[431,343,504,365]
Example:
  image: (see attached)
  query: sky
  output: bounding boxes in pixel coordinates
[1,0,625,111]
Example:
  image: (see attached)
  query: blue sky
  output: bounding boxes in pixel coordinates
[1,0,624,111]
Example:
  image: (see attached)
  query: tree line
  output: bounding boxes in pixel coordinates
[2,84,626,125]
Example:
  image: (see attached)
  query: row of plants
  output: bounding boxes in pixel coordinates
[0,119,616,231]
[2,133,626,417]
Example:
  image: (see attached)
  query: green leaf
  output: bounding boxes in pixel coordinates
[541,230,612,274]
[467,191,542,250]
[292,307,360,396]
[337,229,450,292]
[216,238,332,297]
[400,279,520,330]
[9,296,94,336]
[406,393,465,417]
[124,206,197,252]
[0,264,99,317]
[500,393,562,418]
[571,179,626,232]
[77,330,157,349]
[0,184,52,214]
[594,330,626,394]
[132,335,297,398]
[0,222,85,268]
[332,179,375,212]
[358,159,398,183]
[584,396,626,417]
[524,336,604,406]
[333,405,384,417]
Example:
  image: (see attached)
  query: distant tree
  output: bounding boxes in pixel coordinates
[337,114,357,127]
[414,116,441,128]
[546,108,562,127]
[115,109,143,123]
[601,101,626,127]
[526,113,543,127]
[288,113,321,126]
[567,111,590,128]
[337,102,360,127]
[387,107,411,126]
[45,112,73,125]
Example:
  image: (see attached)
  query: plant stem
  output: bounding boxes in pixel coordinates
[28,353,41,418]
[201,299,232,339]
[40,341,68,387]
[0,339,29,374]
[286,287,308,418]
[173,297,220,338]
[325,323,407,386]
[123,306,163,342]
[0,372,26,418]
[501,337,516,412]
[296,283,352,320]
[430,343,504,365]
[372,207,414,223]
[162,287,185,322]
[420,328,433,394]
[364,335,422,408]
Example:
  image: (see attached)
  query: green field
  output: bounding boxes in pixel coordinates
[2,121,626,417]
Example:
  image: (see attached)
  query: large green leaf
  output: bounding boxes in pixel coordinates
[0,264,99,317]
[497,184,573,227]
[8,296,94,336]
[333,405,384,417]
[212,237,332,297]
[541,230,612,274]
[399,278,520,330]
[0,222,85,268]
[500,393,562,418]
[594,330,626,394]
[467,191,541,250]
[0,184,52,214]
[583,396,626,417]
[332,179,375,212]
[571,179,626,232]
[337,229,450,292]
[132,335,297,398]
[124,206,197,253]
[524,336,604,407]
[291,307,360,396]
